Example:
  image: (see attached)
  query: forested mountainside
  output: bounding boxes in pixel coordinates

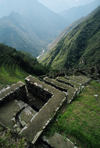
[40,6,100,61]
[0,44,50,86]
[60,0,100,24]
[0,0,68,58]
[42,6,100,70]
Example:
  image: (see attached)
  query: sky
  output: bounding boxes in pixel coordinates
[66,0,94,6]
[37,0,95,13]
[38,0,95,7]
[0,0,96,16]
[0,0,95,7]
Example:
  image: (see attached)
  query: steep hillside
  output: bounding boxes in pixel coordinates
[0,0,68,57]
[42,7,100,69]
[38,18,84,62]
[0,44,50,86]
[39,5,100,61]
[60,0,100,24]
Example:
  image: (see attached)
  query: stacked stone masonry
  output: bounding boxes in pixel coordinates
[22,75,67,144]
[0,74,91,147]
[44,77,77,103]
[0,81,27,106]
[0,75,67,145]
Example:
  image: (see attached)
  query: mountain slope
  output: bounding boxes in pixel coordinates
[0,12,41,57]
[42,6,100,69]
[0,44,50,86]
[0,0,68,57]
[60,0,100,24]
[44,5,100,55]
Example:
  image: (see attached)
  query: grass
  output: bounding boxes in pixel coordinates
[0,43,51,87]
[0,64,28,86]
[0,53,29,87]
[44,80,100,148]
[0,125,27,148]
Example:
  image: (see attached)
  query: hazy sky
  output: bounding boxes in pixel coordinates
[38,0,95,7]
[37,0,95,13]
[0,0,96,15]
[66,0,94,6]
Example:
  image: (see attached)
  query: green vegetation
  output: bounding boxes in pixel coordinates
[44,80,100,148]
[0,43,50,86]
[0,125,27,148]
[42,7,100,70]
[40,15,88,62]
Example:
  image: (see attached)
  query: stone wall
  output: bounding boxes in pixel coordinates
[25,76,52,102]
[0,81,27,106]
[22,75,67,144]
[44,77,68,92]
[44,77,76,104]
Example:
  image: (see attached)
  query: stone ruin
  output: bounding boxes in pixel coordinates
[43,66,100,84]
[0,74,91,147]
[0,76,67,145]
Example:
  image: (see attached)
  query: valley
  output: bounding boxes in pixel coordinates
[0,0,100,148]
[0,0,68,58]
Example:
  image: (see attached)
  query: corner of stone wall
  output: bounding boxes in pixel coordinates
[0,81,27,106]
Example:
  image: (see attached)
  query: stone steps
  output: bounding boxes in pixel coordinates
[56,75,90,94]
[56,77,81,93]
[41,75,91,148]
[44,77,77,103]
[65,75,91,86]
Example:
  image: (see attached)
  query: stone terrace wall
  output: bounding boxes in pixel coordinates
[22,75,67,144]
[25,76,52,102]
[44,77,77,104]
[0,81,27,106]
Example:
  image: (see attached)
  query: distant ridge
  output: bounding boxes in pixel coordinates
[59,0,100,24]
[0,0,68,57]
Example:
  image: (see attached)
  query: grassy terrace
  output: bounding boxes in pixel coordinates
[0,43,50,88]
[0,55,29,87]
[44,80,100,148]
[0,49,28,87]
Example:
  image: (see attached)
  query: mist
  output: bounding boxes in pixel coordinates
[38,0,95,13]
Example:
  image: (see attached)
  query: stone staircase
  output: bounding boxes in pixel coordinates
[44,77,77,104]
[0,74,91,148]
